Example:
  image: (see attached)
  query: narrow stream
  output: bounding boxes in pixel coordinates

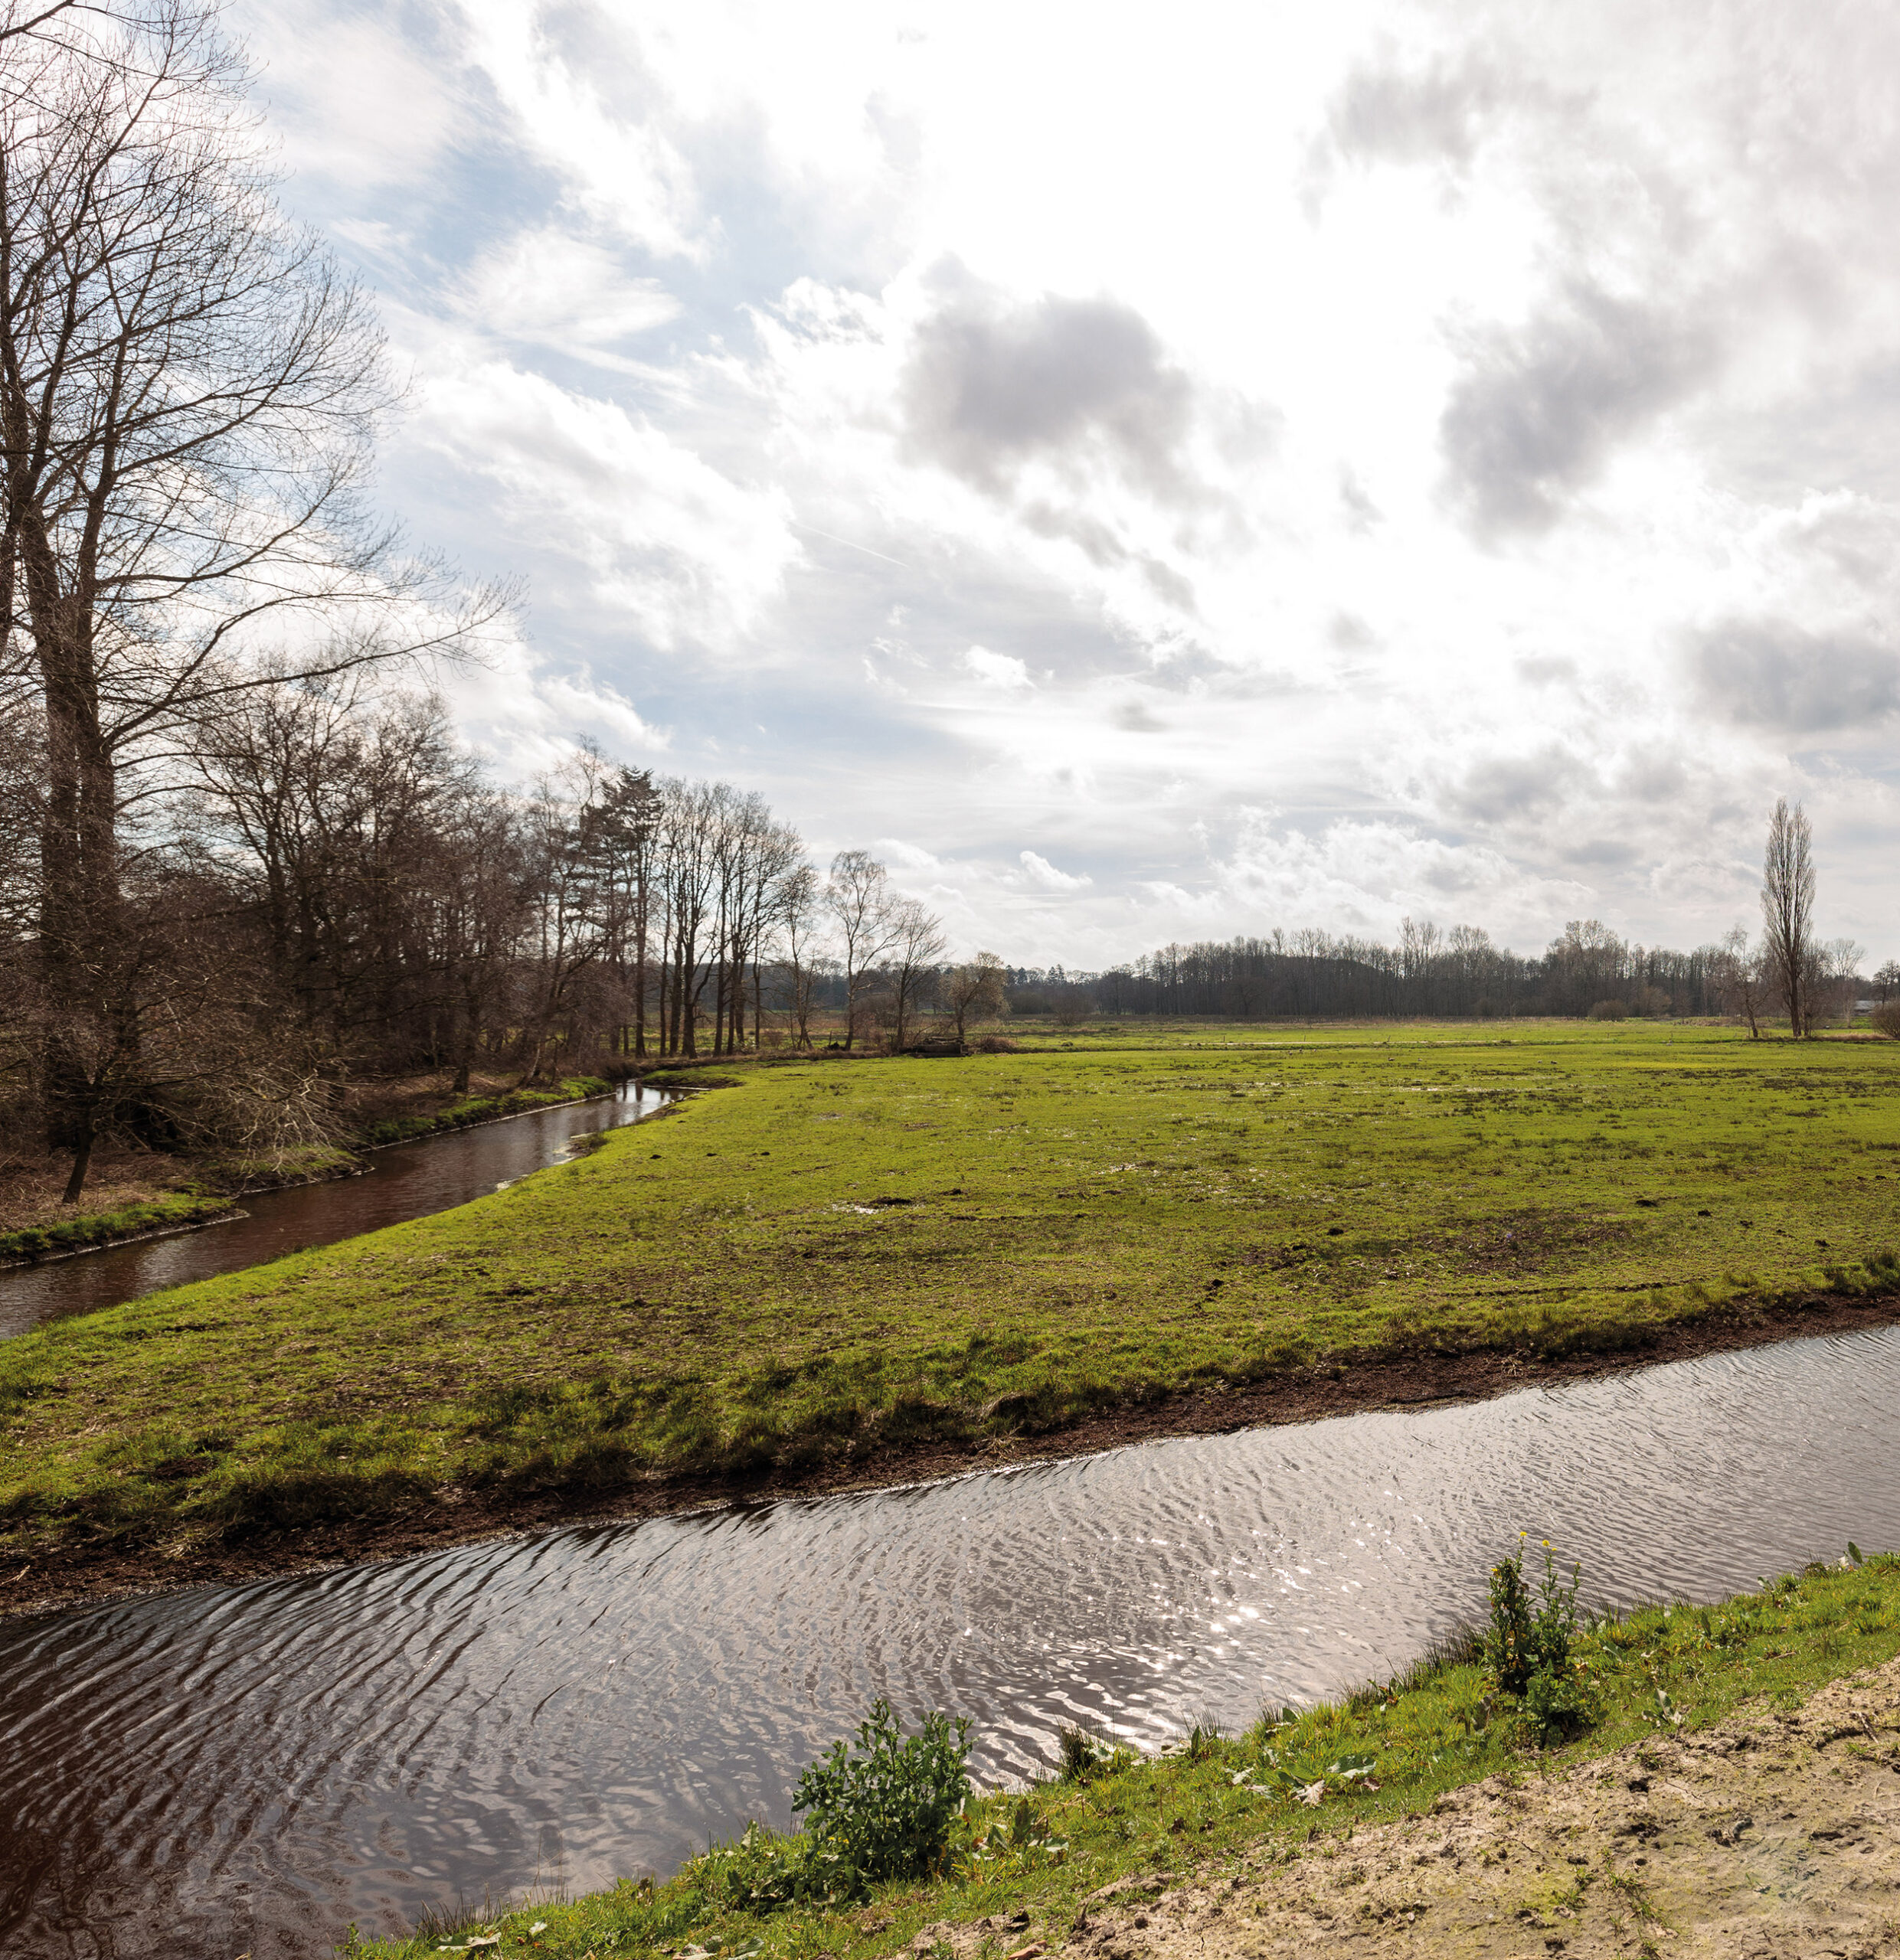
[0,1082,679,1338]
[4,1324,1898,1960]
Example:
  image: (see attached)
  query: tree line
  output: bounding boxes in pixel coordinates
[1061,799,1873,1031]
[2,660,1001,1196]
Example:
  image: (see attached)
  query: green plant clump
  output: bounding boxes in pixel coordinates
[792,1698,973,1891]
[1057,1723,1136,1783]
[1486,1537,1597,1740]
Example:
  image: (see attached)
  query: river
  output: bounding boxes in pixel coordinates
[0,1081,679,1339]
[3,1321,1898,1959]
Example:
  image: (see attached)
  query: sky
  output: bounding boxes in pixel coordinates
[231,0,1900,969]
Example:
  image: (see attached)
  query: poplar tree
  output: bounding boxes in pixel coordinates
[1761,797,1816,1039]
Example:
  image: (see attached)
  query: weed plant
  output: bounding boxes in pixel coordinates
[790,1700,973,1890]
[1055,1726,1135,1783]
[1486,1536,1597,1740]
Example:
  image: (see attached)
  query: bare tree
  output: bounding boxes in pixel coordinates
[1761,797,1817,1038]
[773,861,827,1049]
[516,750,619,1080]
[0,2,156,51]
[1713,923,1763,1039]
[1818,937,1866,1027]
[826,848,898,1050]
[0,2,501,1194]
[941,949,1007,1047]
[882,897,946,1050]
[731,814,803,1052]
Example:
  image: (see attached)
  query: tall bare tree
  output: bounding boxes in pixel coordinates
[0,1,496,1194]
[883,897,946,1050]
[1713,923,1762,1040]
[725,808,802,1052]
[1761,797,1816,1038]
[826,848,897,1050]
[773,861,827,1049]
[940,949,1006,1047]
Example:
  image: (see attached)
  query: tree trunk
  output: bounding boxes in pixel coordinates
[60,1110,95,1205]
[33,553,126,1160]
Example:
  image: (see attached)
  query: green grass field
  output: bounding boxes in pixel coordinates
[5,1020,1900,1573]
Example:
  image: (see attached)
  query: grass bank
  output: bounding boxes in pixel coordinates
[0,1187,244,1266]
[6,1022,1900,1602]
[352,1076,613,1148]
[349,1548,1900,1960]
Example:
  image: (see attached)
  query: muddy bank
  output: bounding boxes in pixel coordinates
[11,1285,1900,1622]
[1053,1653,1900,1958]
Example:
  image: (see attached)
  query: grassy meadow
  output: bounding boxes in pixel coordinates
[5,1018,1900,1574]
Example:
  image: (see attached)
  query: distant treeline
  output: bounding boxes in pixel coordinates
[1007,917,1878,1023]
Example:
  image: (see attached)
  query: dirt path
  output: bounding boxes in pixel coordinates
[1051,1658,1900,1959]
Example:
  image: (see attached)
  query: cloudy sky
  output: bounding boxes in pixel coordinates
[233,0,1900,968]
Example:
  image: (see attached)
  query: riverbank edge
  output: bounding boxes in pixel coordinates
[9,1283,1898,1620]
[0,1077,615,1270]
[351,1552,1900,1960]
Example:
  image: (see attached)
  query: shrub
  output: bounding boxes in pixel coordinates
[1486,1540,1597,1741]
[1587,999,1627,1021]
[974,1034,1019,1053]
[791,1698,972,1889]
[1872,1002,1900,1040]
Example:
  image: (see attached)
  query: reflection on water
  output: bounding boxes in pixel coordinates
[2,1324,1898,1958]
[0,1082,677,1338]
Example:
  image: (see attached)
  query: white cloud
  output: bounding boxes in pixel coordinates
[245,0,468,194]
[1019,850,1092,891]
[962,646,1032,688]
[457,231,682,367]
[237,0,1900,966]
[405,362,800,652]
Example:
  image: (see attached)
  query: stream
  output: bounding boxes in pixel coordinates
[0,1081,679,1339]
[4,1321,1899,1959]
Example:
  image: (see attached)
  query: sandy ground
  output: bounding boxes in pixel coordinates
[919,1658,1900,1960]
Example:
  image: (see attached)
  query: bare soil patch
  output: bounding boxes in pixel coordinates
[1443,1208,1640,1278]
[1058,1654,1900,1958]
